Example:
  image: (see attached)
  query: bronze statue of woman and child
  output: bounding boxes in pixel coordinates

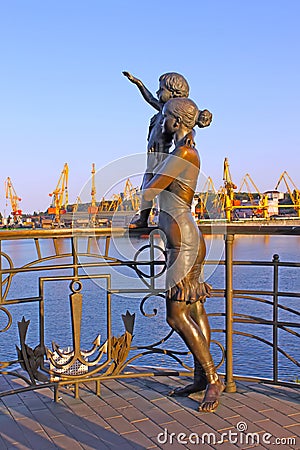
[123,71,224,413]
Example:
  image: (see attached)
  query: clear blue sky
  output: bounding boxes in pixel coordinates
[1,0,299,214]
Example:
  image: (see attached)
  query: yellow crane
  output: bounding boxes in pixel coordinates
[238,173,269,219]
[72,196,82,213]
[48,163,69,224]
[221,157,237,221]
[275,171,300,217]
[108,194,123,211]
[5,177,22,221]
[98,197,111,212]
[123,178,140,211]
[238,173,260,203]
[105,178,140,212]
[196,176,218,219]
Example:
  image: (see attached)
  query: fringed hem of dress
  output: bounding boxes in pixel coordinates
[166,280,212,304]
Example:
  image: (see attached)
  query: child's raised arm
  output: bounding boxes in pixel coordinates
[122,71,160,111]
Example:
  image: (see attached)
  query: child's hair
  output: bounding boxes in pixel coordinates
[164,98,213,129]
[159,73,189,98]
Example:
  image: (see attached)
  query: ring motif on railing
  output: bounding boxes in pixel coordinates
[0,306,12,333]
[0,251,14,302]
[133,243,166,282]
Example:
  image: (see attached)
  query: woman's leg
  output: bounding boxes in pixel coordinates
[169,301,209,396]
[166,299,213,369]
[166,299,224,412]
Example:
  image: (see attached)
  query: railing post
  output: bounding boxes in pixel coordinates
[149,231,155,291]
[272,253,279,383]
[225,233,236,392]
[0,239,2,303]
[72,236,79,279]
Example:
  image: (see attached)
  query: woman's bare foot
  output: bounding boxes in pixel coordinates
[198,378,224,413]
[169,379,207,397]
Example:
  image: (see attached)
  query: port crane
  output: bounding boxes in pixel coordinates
[219,158,237,221]
[108,194,123,211]
[123,178,140,211]
[238,173,269,219]
[196,177,218,219]
[48,163,69,224]
[216,160,270,221]
[72,196,82,213]
[238,173,261,204]
[275,171,300,217]
[104,178,140,212]
[5,177,22,222]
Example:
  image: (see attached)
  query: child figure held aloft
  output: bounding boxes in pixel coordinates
[123,71,212,228]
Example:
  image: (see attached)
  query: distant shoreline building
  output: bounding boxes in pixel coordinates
[264,190,284,216]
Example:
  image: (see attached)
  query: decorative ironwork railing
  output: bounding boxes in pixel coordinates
[0,226,299,401]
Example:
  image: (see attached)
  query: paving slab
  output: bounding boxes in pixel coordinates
[0,373,299,449]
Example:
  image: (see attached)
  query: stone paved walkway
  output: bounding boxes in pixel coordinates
[0,374,299,449]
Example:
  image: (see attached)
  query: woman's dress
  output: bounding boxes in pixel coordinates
[157,137,211,304]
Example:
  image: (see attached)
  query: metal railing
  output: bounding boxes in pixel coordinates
[221,233,300,391]
[0,226,299,400]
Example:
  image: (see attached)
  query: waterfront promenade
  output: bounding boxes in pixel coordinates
[0,227,299,448]
[0,372,299,449]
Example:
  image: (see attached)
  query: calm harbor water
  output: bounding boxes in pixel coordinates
[0,233,299,382]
